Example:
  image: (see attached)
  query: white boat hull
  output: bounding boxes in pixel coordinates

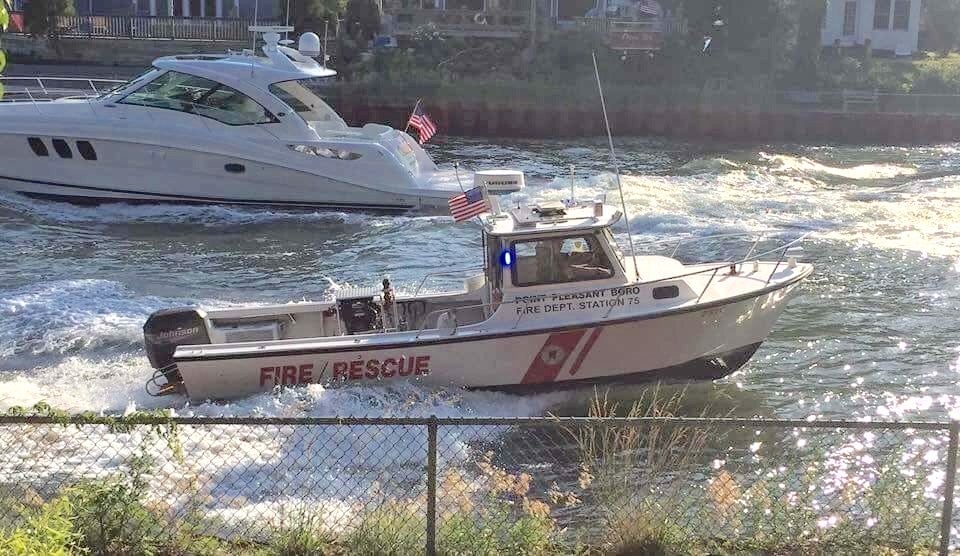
[173,278,804,401]
[0,134,452,212]
[0,105,503,212]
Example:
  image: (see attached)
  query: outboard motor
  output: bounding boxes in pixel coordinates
[337,297,381,335]
[143,308,210,386]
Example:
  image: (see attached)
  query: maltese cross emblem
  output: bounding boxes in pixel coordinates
[540,344,567,366]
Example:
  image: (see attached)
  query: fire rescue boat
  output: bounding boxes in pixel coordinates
[143,199,813,401]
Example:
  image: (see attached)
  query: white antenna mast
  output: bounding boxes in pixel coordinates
[592,51,639,280]
[323,19,329,68]
[252,0,259,51]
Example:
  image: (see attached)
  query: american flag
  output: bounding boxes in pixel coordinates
[639,0,661,16]
[448,186,490,222]
[407,102,437,145]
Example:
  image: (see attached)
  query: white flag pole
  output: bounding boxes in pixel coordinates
[403,98,422,134]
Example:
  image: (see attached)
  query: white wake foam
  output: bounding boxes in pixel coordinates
[0,279,160,358]
[544,160,960,258]
[759,153,918,181]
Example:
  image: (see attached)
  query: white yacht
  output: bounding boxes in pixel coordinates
[0,28,523,211]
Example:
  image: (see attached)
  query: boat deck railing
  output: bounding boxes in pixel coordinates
[0,77,292,136]
[0,76,127,103]
[409,266,485,300]
[413,231,811,338]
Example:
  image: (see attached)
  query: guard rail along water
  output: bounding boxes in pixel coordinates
[0,412,958,554]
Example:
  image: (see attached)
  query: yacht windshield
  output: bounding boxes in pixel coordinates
[119,70,277,126]
[97,67,160,99]
[269,77,345,128]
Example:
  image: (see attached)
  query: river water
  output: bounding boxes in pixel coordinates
[0,138,958,423]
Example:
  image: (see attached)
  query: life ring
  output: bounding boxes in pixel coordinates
[473,12,487,24]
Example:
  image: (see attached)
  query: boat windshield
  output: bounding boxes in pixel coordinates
[97,67,161,99]
[602,228,628,273]
[268,77,345,129]
[118,70,277,126]
[510,234,615,287]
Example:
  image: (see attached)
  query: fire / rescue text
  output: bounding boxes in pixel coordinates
[258,356,431,386]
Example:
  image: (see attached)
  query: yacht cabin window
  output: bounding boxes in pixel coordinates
[269,78,345,128]
[510,234,614,287]
[118,71,277,126]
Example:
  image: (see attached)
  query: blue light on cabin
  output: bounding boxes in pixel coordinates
[499,249,514,267]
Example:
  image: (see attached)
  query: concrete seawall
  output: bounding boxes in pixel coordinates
[336,101,960,144]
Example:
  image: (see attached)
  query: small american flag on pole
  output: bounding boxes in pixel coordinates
[448,186,491,222]
[407,101,438,145]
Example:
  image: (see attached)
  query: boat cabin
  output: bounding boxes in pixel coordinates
[482,200,629,301]
[97,37,344,139]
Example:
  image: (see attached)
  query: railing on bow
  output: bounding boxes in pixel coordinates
[0,76,262,135]
[409,266,485,300]
[50,15,274,41]
[412,231,811,338]
[0,76,127,103]
[637,230,810,303]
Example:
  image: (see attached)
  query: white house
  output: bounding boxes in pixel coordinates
[821,0,922,55]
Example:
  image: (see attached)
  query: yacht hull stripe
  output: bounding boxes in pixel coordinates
[0,175,416,211]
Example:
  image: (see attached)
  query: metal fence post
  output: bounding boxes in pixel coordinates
[426,415,438,556]
[940,421,959,556]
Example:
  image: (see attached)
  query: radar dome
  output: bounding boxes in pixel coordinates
[298,32,321,57]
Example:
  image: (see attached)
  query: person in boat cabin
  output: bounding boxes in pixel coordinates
[513,234,615,286]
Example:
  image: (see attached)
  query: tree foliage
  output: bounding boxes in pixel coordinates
[344,0,380,43]
[681,0,720,48]
[292,0,347,34]
[0,0,7,98]
[791,0,826,82]
[720,0,777,51]
[0,0,8,35]
[22,0,75,41]
[924,0,960,55]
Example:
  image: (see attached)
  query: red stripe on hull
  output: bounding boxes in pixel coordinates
[568,327,603,377]
[520,329,587,384]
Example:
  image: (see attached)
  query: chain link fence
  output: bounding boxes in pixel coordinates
[0,415,957,554]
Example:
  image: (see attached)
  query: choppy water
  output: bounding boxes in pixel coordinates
[1,138,959,423]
